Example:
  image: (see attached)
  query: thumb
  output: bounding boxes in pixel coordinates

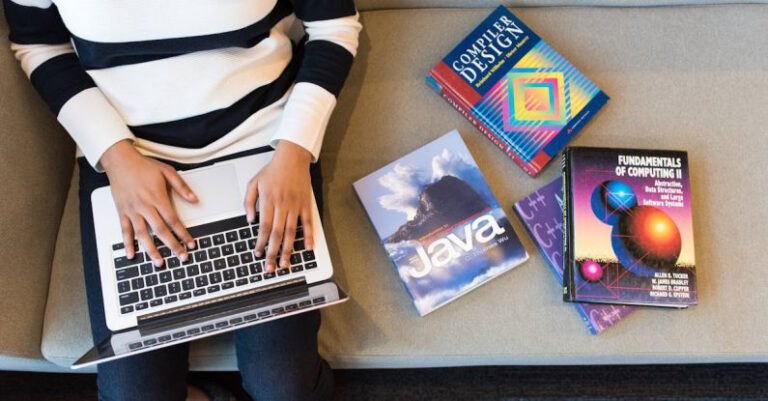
[163,167,197,203]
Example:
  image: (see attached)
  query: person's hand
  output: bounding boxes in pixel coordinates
[101,140,198,267]
[244,140,315,273]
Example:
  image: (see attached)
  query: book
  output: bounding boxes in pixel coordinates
[514,178,635,334]
[353,130,529,316]
[562,147,697,308]
[427,6,609,177]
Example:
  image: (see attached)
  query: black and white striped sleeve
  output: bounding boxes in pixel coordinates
[269,0,362,161]
[3,0,135,170]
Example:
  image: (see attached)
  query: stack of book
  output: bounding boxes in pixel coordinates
[354,6,697,334]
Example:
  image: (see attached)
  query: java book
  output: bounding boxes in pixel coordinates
[426,6,609,177]
[563,147,697,308]
[354,130,528,316]
[514,178,635,334]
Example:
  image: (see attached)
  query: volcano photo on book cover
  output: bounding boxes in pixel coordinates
[354,130,528,315]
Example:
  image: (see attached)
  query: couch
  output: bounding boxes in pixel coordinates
[1,1,767,373]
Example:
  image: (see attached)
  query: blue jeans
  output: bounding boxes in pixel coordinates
[77,147,333,401]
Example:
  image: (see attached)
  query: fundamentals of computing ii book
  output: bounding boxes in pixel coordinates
[353,130,528,316]
[427,6,608,177]
[514,178,635,334]
[563,147,697,308]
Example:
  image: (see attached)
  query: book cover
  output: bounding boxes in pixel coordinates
[426,6,609,177]
[563,147,697,308]
[514,178,635,334]
[354,130,529,316]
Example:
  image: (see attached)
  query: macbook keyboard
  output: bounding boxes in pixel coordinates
[111,215,317,315]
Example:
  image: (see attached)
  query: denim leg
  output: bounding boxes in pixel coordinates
[234,311,333,401]
[79,159,190,401]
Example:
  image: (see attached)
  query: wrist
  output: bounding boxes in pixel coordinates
[274,140,313,165]
[100,140,139,172]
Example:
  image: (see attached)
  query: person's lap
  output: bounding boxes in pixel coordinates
[77,147,331,401]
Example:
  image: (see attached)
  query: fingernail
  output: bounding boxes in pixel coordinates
[254,250,261,257]
[153,259,164,267]
[187,241,196,249]
[188,192,197,201]
[247,214,253,224]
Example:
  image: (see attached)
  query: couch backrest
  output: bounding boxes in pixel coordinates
[355,0,768,10]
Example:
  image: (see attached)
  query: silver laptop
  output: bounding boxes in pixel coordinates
[73,150,347,369]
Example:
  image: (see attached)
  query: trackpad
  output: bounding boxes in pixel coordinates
[173,164,242,224]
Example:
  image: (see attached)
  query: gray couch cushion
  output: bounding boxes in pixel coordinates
[42,5,768,369]
[355,0,768,10]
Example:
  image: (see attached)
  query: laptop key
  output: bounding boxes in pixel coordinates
[154,285,167,297]
[306,262,318,270]
[240,252,253,264]
[247,239,256,249]
[236,278,248,286]
[214,258,226,270]
[244,314,257,321]
[172,269,186,280]
[199,237,212,249]
[150,299,163,307]
[213,234,225,246]
[187,328,201,335]
[120,306,134,314]
[226,255,239,268]
[158,247,171,258]
[230,317,243,324]
[168,282,181,294]
[291,265,304,273]
[193,289,206,297]
[294,240,305,251]
[195,276,209,287]
[135,302,148,311]
[116,266,139,281]
[249,263,263,275]
[179,292,192,300]
[235,241,247,253]
[159,271,172,283]
[236,266,248,278]
[222,244,234,256]
[210,272,222,284]
[258,311,270,318]
[222,282,234,290]
[208,247,222,259]
[167,257,180,268]
[158,335,172,342]
[223,269,236,281]
[144,339,158,346]
[119,292,139,306]
[129,342,142,350]
[299,300,312,308]
[302,250,315,262]
[182,278,194,291]
[140,289,153,301]
[226,231,238,242]
[200,262,213,273]
[113,243,125,251]
[165,295,178,304]
[186,264,200,277]
[290,253,301,265]
[131,277,144,290]
[140,263,153,275]
[277,268,290,276]
[312,297,326,304]
[202,324,215,332]
[208,285,221,294]
[264,272,276,280]
[117,281,131,293]
[249,275,262,283]
[145,274,158,286]
[194,251,207,262]
[285,304,298,312]
[239,228,251,239]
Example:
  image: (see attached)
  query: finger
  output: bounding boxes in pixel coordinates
[279,212,298,270]
[162,166,197,203]
[255,198,273,259]
[132,216,163,267]
[120,215,136,259]
[157,197,195,249]
[301,207,315,251]
[143,208,189,262]
[265,208,287,273]
[243,177,259,224]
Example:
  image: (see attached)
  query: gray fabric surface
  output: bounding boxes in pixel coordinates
[0,5,75,365]
[40,5,768,369]
[356,0,768,10]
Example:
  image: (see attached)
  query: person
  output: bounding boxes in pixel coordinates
[3,0,361,400]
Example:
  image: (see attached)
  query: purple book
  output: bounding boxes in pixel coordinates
[514,178,635,334]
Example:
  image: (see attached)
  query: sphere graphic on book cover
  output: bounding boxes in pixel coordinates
[580,260,604,282]
[592,180,682,277]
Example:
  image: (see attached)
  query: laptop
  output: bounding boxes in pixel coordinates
[72,150,348,369]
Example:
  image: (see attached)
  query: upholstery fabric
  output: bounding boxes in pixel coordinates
[40,5,768,369]
[355,0,768,11]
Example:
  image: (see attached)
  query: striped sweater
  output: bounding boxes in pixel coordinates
[3,0,362,170]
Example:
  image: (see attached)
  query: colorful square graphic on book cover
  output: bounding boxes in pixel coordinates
[567,147,697,307]
[354,131,528,315]
[474,40,602,165]
[514,178,635,334]
[505,69,570,132]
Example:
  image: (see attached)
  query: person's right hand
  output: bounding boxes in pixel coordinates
[100,140,198,267]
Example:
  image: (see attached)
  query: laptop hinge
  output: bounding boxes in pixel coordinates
[136,277,307,328]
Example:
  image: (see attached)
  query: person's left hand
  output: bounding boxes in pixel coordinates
[244,140,315,273]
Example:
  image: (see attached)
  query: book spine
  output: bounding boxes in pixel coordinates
[561,149,574,302]
[427,70,538,177]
